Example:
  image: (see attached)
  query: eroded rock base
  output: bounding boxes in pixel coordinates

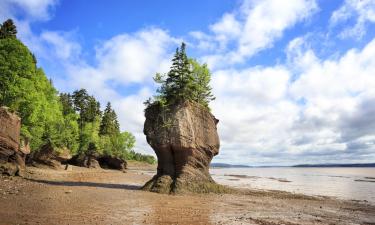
[142,175,232,194]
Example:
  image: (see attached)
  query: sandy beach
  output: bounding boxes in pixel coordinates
[0,163,374,225]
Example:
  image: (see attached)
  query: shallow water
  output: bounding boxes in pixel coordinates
[211,167,375,203]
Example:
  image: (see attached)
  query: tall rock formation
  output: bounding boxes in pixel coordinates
[143,101,224,194]
[0,107,28,176]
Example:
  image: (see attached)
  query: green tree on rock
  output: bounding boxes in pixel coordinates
[147,42,215,109]
[189,59,215,108]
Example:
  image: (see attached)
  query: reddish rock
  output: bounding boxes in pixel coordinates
[98,156,127,171]
[68,151,101,169]
[0,107,20,154]
[143,101,221,193]
[0,107,27,176]
[29,142,72,169]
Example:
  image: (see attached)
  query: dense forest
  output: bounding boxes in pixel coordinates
[0,19,155,164]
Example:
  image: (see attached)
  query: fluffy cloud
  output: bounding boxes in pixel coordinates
[95,29,177,84]
[194,0,318,68]
[330,0,375,39]
[0,0,57,22]
[211,67,299,164]
[57,28,176,92]
[40,31,81,61]
[211,37,375,165]
[113,88,153,154]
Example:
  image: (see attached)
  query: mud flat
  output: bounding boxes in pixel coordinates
[0,163,374,225]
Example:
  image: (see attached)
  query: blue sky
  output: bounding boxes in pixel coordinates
[1,0,375,166]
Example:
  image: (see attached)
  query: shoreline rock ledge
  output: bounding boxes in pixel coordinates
[143,101,225,194]
[0,107,29,176]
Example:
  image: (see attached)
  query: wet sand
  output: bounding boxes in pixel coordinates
[0,163,374,225]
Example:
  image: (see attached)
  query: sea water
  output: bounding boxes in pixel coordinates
[210,167,375,203]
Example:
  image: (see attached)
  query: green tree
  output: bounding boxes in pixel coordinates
[100,131,136,160]
[60,112,80,154]
[99,102,120,136]
[0,36,65,150]
[59,93,80,153]
[0,19,153,163]
[0,19,17,39]
[79,116,101,154]
[71,89,102,152]
[147,42,215,109]
[60,93,75,116]
[189,59,215,108]
[72,89,101,124]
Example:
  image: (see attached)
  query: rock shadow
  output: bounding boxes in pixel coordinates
[25,178,141,190]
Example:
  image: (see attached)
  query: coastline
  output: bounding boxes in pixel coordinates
[0,164,374,225]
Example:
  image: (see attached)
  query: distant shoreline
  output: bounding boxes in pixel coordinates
[292,163,375,168]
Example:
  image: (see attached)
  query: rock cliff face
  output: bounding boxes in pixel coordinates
[0,107,27,176]
[143,101,223,193]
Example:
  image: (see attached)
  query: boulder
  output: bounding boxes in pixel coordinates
[29,143,72,169]
[86,157,100,169]
[69,152,101,169]
[143,101,223,194]
[0,107,27,176]
[98,156,127,171]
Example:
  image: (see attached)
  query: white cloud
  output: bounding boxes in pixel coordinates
[95,28,176,84]
[211,37,375,165]
[0,0,57,21]
[195,0,318,68]
[237,0,317,60]
[189,31,217,51]
[40,31,81,61]
[113,88,153,154]
[209,13,242,50]
[55,28,176,91]
[211,67,299,164]
[330,0,375,39]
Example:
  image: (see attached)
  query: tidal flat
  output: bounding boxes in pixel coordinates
[0,163,374,225]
